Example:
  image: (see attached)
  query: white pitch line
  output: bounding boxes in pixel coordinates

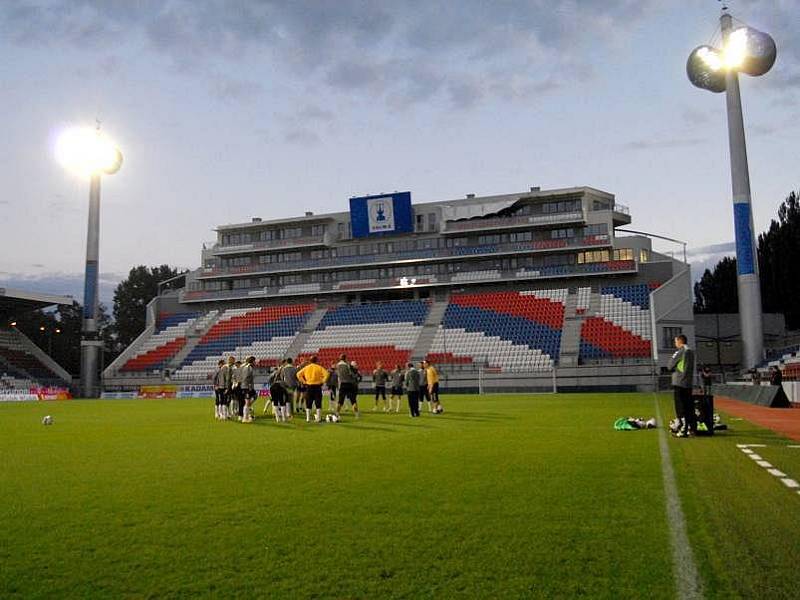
[756,461,773,468]
[767,468,787,477]
[781,479,800,489]
[737,443,766,448]
[654,397,703,599]
[741,448,754,454]
[787,445,800,449]
[748,454,763,461]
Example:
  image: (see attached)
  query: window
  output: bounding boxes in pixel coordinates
[311,224,326,237]
[640,249,650,263]
[203,281,224,291]
[415,213,424,232]
[613,248,633,261]
[550,228,575,239]
[428,213,438,232]
[585,223,608,236]
[283,227,302,239]
[577,250,610,264]
[663,327,682,349]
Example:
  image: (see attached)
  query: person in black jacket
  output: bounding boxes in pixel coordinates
[404,362,421,417]
[668,334,695,438]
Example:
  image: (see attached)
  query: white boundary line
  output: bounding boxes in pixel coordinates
[654,397,703,599]
[737,446,800,497]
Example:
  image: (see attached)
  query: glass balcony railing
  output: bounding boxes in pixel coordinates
[181,259,636,303]
[209,234,327,255]
[199,234,612,279]
[442,211,585,233]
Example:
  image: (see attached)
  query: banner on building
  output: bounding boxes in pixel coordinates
[350,192,413,238]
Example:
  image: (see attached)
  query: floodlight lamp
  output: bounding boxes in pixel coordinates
[55,127,123,177]
[733,27,777,77]
[687,45,727,93]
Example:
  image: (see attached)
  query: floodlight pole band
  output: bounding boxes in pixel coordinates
[81,173,102,398]
[721,12,764,370]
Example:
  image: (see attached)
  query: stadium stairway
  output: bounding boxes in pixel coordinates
[167,310,222,370]
[410,296,451,363]
[557,291,582,367]
[281,305,330,359]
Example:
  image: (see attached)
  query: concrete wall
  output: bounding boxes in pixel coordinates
[650,262,695,369]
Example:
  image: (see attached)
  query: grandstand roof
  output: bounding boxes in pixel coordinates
[214,186,616,231]
[0,287,73,317]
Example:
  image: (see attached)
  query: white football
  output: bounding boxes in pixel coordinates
[42,415,53,425]
[326,414,340,423]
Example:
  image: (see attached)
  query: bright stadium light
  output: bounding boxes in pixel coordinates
[55,127,123,177]
[686,8,777,371]
[55,123,123,398]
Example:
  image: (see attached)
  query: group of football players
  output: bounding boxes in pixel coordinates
[212,356,257,423]
[212,354,443,424]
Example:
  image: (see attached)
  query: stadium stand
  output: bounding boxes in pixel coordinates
[0,327,69,386]
[119,311,216,373]
[299,300,430,369]
[174,304,315,379]
[426,289,567,372]
[763,344,800,380]
[579,284,653,361]
[103,186,695,391]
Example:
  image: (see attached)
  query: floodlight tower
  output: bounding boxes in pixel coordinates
[55,125,123,397]
[687,7,777,370]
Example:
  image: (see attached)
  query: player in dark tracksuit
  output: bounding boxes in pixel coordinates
[240,356,256,423]
[404,362,421,417]
[327,364,338,411]
[669,334,695,437]
[223,356,235,420]
[335,355,360,418]
[213,359,226,420]
[372,362,389,411]
[389,364,404,413]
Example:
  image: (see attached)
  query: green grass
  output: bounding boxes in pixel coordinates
[661,396,800,599]
[0,393,797,598]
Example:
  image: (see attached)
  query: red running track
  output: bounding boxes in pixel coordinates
[715,396,800,442]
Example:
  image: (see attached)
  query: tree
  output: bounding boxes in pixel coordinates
[113,265,181,348]
[758,191,800,329]
[694,256,738,313]
[12,301,114,377]
[694,189,800,328]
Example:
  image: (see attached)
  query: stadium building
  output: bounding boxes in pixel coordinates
[1,288,73,396]
[104,186,694,392]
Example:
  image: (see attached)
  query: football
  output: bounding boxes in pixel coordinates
[42,415,53,425]
[325,414,340,423]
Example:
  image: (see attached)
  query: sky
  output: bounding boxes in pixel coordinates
[0,0,797,307]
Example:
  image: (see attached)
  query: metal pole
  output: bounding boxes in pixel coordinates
[80,174,102,398]
[721,11,764,371]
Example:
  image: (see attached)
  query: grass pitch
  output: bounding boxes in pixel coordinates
[1,393,798,598]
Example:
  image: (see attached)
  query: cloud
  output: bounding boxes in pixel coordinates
[212,77,263,102]
[283,127,321,146]
[620,137,707,151]
[687,242,736,283]
[0,270,125,308]
[0,1,668,110]
[297,105,335,122]
[686,242,735,258]
[681,106,712,127]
